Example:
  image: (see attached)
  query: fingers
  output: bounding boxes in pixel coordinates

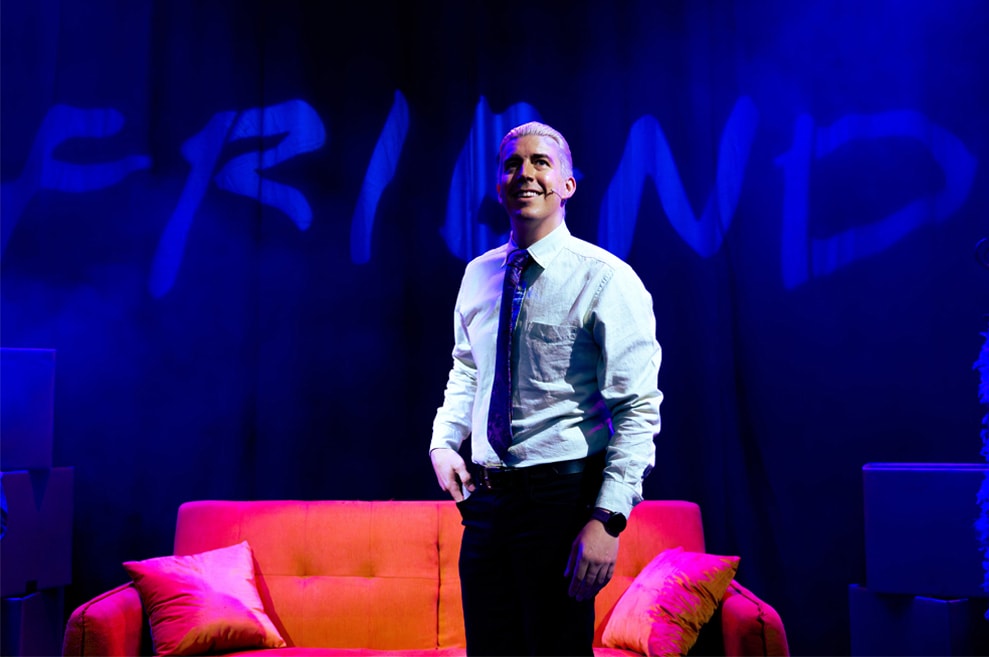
[445,476,465,502]
[567,556,587,599]
[574,561,614,601]
[564,541,579,578]
[567,522,619,601]
[456,464,475,494]
[441,465,464,502]
[569,558,610,601]
[566,542,601,601]
[569,569,593,601]
[430,448,474,502]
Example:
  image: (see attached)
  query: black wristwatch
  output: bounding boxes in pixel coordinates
[591,507,627,537]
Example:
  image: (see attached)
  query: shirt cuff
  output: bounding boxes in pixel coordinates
[429,432,464,454]
[594,478,641,518]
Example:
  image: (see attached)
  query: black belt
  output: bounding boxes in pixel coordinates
[475,454,603,491]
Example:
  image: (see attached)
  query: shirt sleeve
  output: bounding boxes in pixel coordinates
[592,265,662,516]
[430,281,476,453]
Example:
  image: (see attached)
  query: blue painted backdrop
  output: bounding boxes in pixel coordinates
[2,1,987,653]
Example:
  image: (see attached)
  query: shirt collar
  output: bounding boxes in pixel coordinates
[507,221,570,269]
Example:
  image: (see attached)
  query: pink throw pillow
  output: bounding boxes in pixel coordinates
[123,540,286,656]
[602,546,740,656]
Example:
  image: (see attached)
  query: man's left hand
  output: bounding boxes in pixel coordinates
[565,518,619,601]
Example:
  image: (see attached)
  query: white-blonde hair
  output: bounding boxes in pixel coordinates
[499,121,574,179]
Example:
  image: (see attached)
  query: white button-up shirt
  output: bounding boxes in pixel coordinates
[431,222,662,515]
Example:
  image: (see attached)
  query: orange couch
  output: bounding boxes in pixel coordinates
[63,500,788,656]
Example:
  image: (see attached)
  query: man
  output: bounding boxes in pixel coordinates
[430,121,662,656]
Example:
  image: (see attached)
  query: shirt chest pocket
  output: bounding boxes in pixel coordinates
[522,322,581,383]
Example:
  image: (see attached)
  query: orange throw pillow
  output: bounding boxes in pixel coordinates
[123,541,286,656]
[602,546,739,657]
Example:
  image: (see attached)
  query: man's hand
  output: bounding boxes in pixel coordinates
[565,519,619,601]
[430,448,474,502]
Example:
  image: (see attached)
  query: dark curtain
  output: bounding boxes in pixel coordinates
[2,1,987,653]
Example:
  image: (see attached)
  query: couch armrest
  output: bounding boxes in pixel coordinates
[719,580,789,656]
[63,583,148,656]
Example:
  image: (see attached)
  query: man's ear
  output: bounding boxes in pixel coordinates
[561,176,577,199]
[496,182,504,205]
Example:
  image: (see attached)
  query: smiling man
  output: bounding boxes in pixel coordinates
[430,121,662,656]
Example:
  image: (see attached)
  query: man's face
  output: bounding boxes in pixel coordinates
[496,135,576,225]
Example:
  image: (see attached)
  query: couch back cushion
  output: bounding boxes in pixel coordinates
[173,500,704,650]
[174,500,466,650]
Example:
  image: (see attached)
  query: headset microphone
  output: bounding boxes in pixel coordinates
[545,189,567,205]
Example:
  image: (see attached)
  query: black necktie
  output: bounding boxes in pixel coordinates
[487,249,529,461]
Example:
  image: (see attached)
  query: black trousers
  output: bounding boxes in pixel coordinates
[457,461,603,657]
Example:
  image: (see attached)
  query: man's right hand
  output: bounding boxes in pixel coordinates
[430,448,474,502]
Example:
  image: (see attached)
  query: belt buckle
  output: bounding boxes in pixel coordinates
[478,465,512,490]
[476,466,493,490]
